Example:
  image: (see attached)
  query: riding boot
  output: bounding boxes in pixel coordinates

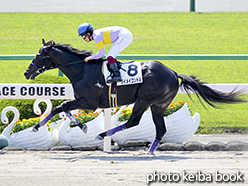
[107,56,122,83]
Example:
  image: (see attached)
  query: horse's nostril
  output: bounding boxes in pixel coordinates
[24,72,28,76]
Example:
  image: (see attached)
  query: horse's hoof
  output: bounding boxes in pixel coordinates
[82,124,88,134]
[29,127,38,132]
[146,151,155,155]
[95,135,103,141]
[78,123,88,134]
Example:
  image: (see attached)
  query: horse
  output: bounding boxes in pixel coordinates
[24,39,246,153]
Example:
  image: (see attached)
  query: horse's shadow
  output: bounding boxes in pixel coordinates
[82,155,191,162]
[45,151,191,162]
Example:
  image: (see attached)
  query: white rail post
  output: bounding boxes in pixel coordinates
[103,108,111,152]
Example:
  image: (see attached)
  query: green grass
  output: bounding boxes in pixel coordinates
[0,12,248,134]
[1,12,248,54]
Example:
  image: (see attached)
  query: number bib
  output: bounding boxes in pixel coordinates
[102,61,143,86]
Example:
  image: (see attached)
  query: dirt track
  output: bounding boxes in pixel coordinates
[1,150,247,186]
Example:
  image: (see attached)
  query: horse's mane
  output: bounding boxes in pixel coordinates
[55,43,93,58]
[46,40,93,58]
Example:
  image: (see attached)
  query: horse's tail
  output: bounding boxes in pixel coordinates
[176,73,246,107]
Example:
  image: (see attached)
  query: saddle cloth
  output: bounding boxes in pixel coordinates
[102,60,143,86]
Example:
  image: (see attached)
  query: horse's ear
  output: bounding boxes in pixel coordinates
[42,38,46,45]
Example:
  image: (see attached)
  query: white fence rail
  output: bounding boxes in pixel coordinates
[1,83,248,100]
[179,84,248,94]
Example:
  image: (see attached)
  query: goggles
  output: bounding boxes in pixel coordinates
[81,34,88,41]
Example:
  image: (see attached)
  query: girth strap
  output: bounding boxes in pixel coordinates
[108,82,118,108]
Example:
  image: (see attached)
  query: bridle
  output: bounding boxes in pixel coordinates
[30,50,52,75]
[30,47,86,75]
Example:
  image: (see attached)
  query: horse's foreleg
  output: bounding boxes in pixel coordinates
[30,112,54,132]
[64,110,87,133]
[30,98,94,133]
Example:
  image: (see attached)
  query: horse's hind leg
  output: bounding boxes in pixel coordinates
[96,99,150,140]
[148,104,169,154]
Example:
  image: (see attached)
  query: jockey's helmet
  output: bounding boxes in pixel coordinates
[78,23,93,36]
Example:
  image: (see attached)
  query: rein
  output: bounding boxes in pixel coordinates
[31,55,86,74]
[49,59,86,70]
[30,45,95,83]
[31,53,87,84]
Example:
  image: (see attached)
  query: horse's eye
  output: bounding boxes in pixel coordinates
[38,69,43,73]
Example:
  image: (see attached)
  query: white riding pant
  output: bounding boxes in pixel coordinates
[106,28,133,59]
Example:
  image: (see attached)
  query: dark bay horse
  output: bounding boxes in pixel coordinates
[24,39,246,153]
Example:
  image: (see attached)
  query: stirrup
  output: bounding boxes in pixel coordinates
[107,76,122,83]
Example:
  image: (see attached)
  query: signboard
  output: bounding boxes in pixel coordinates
[0,84,74,99]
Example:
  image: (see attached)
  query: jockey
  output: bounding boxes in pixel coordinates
[78,23,133,83]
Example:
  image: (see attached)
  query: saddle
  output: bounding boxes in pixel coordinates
[102,60,143,86]
[102,60,143,108]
